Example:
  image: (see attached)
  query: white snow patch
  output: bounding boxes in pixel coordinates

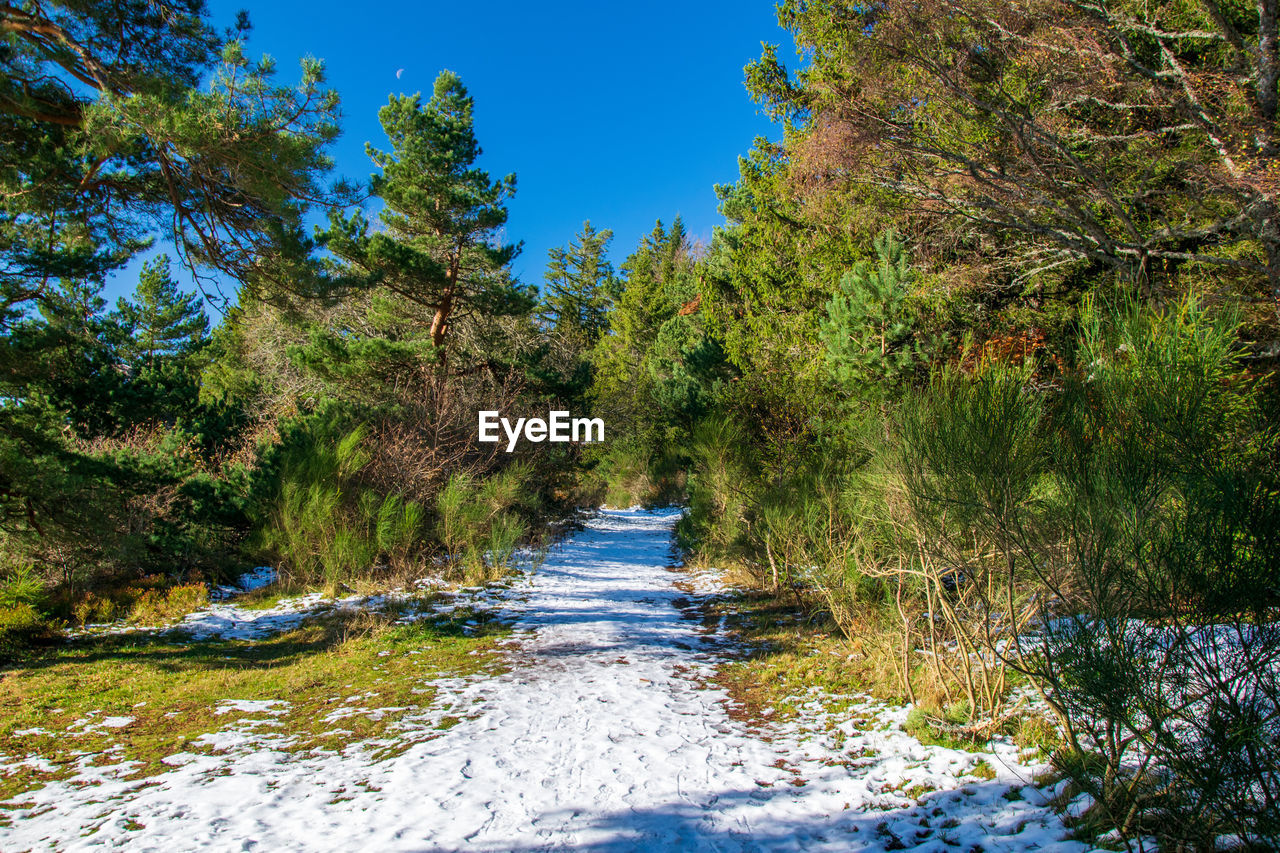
[213,700,290,717]
[69,570,474,643]
[96,716,134,729]
[209,565,277,600]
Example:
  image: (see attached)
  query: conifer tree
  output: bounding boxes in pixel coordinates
[539,221,615,345]
[113,256,209,366]
[0,1,347,315]
[590,219,700,443]
[322,71,530,356]
[819,230,919,390]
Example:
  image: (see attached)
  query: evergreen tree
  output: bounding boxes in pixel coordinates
[539,221,615,345]
[819,230,919,391]
[113,256,210,366]
[322,71,530,356]
[0,0,346,582]
[590,219,701,444]
[0,2,347,315]
[0,278,125,437]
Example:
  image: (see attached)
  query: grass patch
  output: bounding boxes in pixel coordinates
[707,559,1063,763]
[971,760,998,780]
[903,704,991,751]
[0,599,510,804]
[708,579,876,728]
[1009,711,1063,758]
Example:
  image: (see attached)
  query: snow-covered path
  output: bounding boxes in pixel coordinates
[6,508,1084,852]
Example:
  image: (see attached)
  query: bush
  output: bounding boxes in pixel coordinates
[129,582,209,623]
[256,415,427,588]
[0,602,48,662]
[436,462,536,582]
[63,574,210,626]
[584,441,684,508]
[676,417,757,553]
[0,562,45,610]
[893,294,1280,848]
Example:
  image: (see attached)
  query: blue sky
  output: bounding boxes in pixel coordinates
[107,1,789,305]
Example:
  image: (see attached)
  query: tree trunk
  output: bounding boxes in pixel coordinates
[430,259,459,350]
[429,286,453,349]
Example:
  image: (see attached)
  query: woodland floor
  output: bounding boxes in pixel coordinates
[0,508,1091,852]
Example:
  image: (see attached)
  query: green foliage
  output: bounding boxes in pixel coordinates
[749,0,1280,300]
[895,294,1280,848]
[0,1,347,316]
[820,231,920,392]
[0,263,247,605]
[897,361,1046,538]
[435,463,536,581]
[676,417,757,553]
[583,442,685,509]
[321,71,531,354]
[0,1,340,616]
[587,217,734,499]
[68,578,209,627]
[705,140,858,379]
[256,415,426,588]
[111,255,209,366]
[0,602,48,662]
[539,221,615,345]
[0,562,46,610]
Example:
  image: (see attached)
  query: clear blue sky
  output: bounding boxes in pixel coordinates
[108,1,789,304]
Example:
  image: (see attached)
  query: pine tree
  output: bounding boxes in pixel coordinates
[113,256,209,366]
[539,221,615,344]
[322,71,531,356]
[0,277,124,438]
[590,219,701,443]
[819,230,919,390]
[0,2,347,315]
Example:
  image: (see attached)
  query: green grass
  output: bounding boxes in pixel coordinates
[0,601,510,808]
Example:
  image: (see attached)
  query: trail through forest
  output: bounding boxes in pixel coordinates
[5,509,1085,852]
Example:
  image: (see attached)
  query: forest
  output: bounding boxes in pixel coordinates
[2,0,1279,850]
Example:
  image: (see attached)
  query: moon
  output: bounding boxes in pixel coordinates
[396,68,404,79]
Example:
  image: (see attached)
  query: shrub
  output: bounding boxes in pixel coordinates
[0,602,48,662]
[256,415,427,588]
[893,294,1280,848]
[435,462,536,581]
[677,417,757,553]
[0,562,45,610]
[585,441,684,508]
[129,582,209,623]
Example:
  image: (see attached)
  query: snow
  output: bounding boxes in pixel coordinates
[213,700,289,717]
[65,712,134,734]
[172,591,335,640]
[209,565,277,600]
[71,567,504,643]
[1,508,1083,851]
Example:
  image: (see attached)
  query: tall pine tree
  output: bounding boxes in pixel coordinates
[322,71,530,358]
[539,221,614,345]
